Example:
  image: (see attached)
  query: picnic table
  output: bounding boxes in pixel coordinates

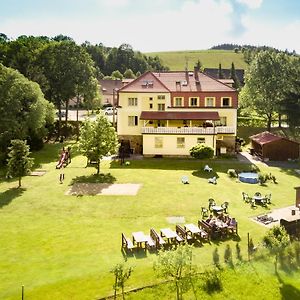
[132,231,148,248]
[185,223,201,235]
[160,228,180,243]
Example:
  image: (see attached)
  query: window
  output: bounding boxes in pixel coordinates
[128,97,138,106]
[205,97,215,107]
[222,97,231,107]
[177,137,185,148]
[197,137,205,144]
[174,97,183,107]
[158,95,165,100]
[220,116,227,126]
[189,97,198,107]
[149,103,153,109]
[158,103,165,111]
[128,116,138,126]
[155,137,163,148]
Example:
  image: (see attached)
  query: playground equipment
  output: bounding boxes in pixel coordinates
[56,147,71,169]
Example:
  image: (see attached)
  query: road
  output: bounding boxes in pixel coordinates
[57,109,117,123]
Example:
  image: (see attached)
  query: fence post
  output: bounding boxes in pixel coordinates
[247,232,250,262]
[22,285,24,300]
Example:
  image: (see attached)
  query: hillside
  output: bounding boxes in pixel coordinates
[146,50,248,71]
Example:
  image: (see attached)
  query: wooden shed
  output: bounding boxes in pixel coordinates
[250,131,299,161]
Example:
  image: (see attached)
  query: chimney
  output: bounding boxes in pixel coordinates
[295,186,300,210]
[185,67,189,84]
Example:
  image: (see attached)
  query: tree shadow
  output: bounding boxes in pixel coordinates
[0,187,26,208]
[276,272,300,300]
[70,173,116,185]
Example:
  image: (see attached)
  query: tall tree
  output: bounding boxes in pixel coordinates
[0,63,55,161]
[239,51,289,131]
[218,63,225,79]
[7,140,34,187]
[37,41,98,137]
[280,56,300,131]
[263,225,290,273]
[78,114,119,174]
[230,62,240,90]
[123,68,136,79]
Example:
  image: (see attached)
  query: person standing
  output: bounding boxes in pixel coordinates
[59,165,65,184]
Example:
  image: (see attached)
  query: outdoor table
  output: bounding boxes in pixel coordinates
[211,205,223,214]
[160,228,178,243]
[253,195,267,204]
[132,231,148,248]
[185,223,201,234]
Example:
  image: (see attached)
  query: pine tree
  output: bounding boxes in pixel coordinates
[218,63,225,79]
[7,140,34,187]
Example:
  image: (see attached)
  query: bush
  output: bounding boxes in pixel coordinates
[190,144,214,159]
[227,169,237,178]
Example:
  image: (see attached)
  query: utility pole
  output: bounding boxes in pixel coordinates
[112,89,116,128]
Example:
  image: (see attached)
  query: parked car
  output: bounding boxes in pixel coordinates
[56,111,66,118]
[104,107,117,115]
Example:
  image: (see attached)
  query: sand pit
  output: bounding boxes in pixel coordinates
[66,183,142,196]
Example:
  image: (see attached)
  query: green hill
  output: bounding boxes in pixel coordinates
[146,49,247,71]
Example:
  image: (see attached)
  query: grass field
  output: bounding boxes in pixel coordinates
[1,143,300,299]
[146,50,248,71]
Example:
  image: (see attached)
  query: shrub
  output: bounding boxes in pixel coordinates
[202,269,223,294]
[190,144,214,159]
[227,169,237,178]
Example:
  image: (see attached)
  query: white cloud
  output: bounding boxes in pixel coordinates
[237,14,300,53]
[236,0,263,9]
[98,0,130,8]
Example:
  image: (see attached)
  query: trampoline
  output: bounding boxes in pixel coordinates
[239,172,259,184]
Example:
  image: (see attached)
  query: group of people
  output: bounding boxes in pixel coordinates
[205,213,237,234]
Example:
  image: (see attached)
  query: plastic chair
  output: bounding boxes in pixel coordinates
[221,201,229,214]
[181,176,189,184]
[201,207,209,218]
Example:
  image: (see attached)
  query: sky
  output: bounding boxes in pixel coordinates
[0,0,300,53]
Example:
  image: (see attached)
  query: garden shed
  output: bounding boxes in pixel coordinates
[250,131,299,161]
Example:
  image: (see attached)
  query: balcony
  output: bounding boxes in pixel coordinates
[141,126,235,135]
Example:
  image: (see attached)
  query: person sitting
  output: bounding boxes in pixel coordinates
[206,214,213,223]
[228,217,237,233]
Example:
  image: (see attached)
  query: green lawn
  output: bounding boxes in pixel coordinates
[0,143,300,299]
[146,50,248,70]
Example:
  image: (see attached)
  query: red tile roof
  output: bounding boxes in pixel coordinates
[119,71,236,93]
[140,111,220,120]
[250,131,298,145]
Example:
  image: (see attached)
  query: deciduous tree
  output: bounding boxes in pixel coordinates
[78,114,119,174]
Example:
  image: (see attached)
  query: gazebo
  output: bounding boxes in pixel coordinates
[250,131,300,161]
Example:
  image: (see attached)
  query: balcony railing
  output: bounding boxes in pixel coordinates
[141,126,235,134]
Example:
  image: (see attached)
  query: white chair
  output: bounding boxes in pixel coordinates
[208,176,217,184]
[181,176,189,184]
[204,165,213,172]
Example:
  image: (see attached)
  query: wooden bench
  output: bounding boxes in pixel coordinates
[145,235,156,250]
[150,228,166,249]
[176,224,192,242]
[121,233,135,252]
[198,220,212,240]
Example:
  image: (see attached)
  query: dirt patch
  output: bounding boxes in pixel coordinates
[66,183,142,196]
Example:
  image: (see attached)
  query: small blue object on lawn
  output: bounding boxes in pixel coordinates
[181,176,189,184]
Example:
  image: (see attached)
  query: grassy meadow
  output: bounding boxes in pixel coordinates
[146,50,248,71]
[0,143,300,299]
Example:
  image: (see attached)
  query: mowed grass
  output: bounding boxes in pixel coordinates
[146,50,248,70]
[0,143,300,299]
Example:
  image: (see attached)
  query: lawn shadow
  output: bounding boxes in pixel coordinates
[276,272,300,300]
[0,187,26,208]
[70,173,116,185]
